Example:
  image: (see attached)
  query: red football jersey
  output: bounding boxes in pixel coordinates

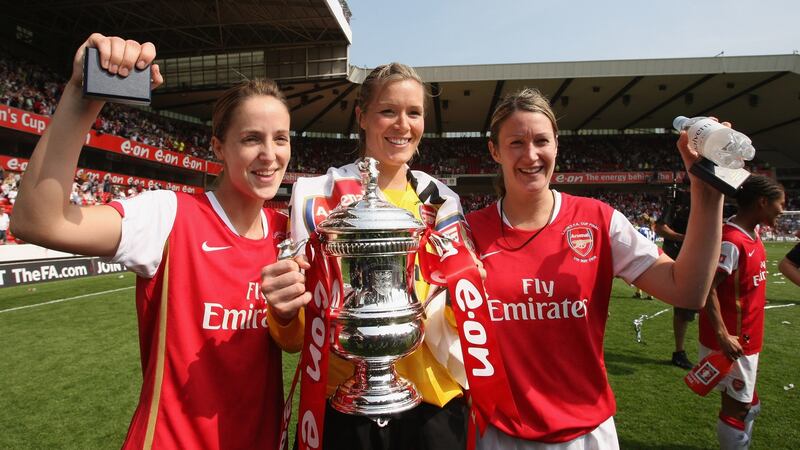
[466,192,658,443]
[699,221,767,355]
[110,192,287,449]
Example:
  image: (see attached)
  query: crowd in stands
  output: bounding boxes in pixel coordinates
[0,49,215,161]
[0,48,790,245]
[1,48,775,177]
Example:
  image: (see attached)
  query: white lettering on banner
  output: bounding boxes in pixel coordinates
[9,111,18,124]
[6,158,27,171]
[10,265,89,283]
[488,298,589,321]
[521,278,554,297]
[554,173,585,184]
[0,269,6,286]
[454,278,494,377]
[0,109,7,122]
[154,149,178,165]
[305,281,329,382]
[97,262,124,274]
[182,155,204,171]
[120,140,151,159]
[300,410,320,448]
[201,302,269,330]
[21,113,46,133]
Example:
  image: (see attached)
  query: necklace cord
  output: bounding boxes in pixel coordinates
[499,190,556,252]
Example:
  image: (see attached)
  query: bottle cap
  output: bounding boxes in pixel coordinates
[673,116,689,131]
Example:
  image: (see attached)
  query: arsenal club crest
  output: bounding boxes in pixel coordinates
[303,178,363,230]
[566,226,594,258]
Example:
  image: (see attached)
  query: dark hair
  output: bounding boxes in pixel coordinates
[736,175,784,210]
[355,63,427,156]
[211,78,288,141]
[488,88,558,196]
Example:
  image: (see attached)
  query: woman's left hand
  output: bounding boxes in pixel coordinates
[675,117,731,175]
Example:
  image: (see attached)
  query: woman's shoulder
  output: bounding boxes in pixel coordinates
[465,202,498,227]
[559,192,614,214]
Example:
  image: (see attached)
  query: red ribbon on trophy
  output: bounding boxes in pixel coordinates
[418,229,520,446]
[278,235,341,450]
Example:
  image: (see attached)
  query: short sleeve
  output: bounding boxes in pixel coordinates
[718,241,739,274]
[610,209,660,284]
[107,190,177,278]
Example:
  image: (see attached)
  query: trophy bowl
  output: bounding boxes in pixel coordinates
[316,157,426,417]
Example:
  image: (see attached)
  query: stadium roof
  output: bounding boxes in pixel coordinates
[254,54,798,168]
[2,2,798,167]
[1,0,352,58]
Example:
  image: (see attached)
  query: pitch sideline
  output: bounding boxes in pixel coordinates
[0,286,135,314]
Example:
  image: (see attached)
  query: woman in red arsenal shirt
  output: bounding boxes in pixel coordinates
[11,34,298,448]
[699,175,784,449]
[465,88,725,449]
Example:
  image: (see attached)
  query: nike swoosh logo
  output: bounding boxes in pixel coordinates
[479,250,503,260]
[747,250,755,257]
[202,241,232,252]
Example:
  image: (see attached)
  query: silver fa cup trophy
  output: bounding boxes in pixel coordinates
[316,157,427,418]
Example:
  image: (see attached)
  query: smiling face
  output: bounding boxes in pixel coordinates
[357,79,425,170]
[490,110,558,198]
[211,95,290,202]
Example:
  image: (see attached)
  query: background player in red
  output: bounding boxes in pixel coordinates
[465,88,725,449]
[699,175,784,449]
[262,63,470,450]
[11,34,298,449]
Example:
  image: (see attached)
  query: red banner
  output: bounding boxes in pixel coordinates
[551,171,678,185]
[0,155,203,194]
[0,105,222,175]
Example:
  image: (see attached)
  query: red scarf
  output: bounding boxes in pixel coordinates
[418,229,521,446]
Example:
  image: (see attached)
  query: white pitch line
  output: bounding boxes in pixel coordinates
[765,303,796,310]
[0,286,134,314]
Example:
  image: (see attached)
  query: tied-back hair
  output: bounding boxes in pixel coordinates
[355,62,428,156]
[736,174,784,210]
[488,88,558,196]
[212,78,288,141]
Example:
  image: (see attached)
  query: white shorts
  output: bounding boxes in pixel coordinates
[698,344,760,403]
[476,416,618,450]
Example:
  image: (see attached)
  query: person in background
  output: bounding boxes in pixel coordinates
[778,230,800,286]
[0,208,9,244]
[699,175,784,450]
[10,33,297,449]
[633,216,656,299]
[466,88,724,449]
[655,185,696,369]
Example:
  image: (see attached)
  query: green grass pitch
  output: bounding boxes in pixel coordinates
[1,242,798,448]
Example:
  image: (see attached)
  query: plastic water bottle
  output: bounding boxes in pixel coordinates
[673,116,755,169]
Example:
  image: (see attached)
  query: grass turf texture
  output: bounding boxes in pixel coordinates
[0,242,797,449]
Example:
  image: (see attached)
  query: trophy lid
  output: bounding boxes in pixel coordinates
[317,158,425,235]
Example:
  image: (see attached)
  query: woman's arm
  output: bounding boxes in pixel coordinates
[10,34,162,256]
[633,130,725,309]
[778,257,800,287]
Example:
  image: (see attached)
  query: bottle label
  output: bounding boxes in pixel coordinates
[687,118,726,155]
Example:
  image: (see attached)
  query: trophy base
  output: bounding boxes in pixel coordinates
[689,157,750,197]
[330,373,421,417]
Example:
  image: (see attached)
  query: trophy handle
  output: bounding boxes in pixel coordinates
[277,237,307,261]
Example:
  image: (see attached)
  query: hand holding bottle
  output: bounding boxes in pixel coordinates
[673,116,755,169]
